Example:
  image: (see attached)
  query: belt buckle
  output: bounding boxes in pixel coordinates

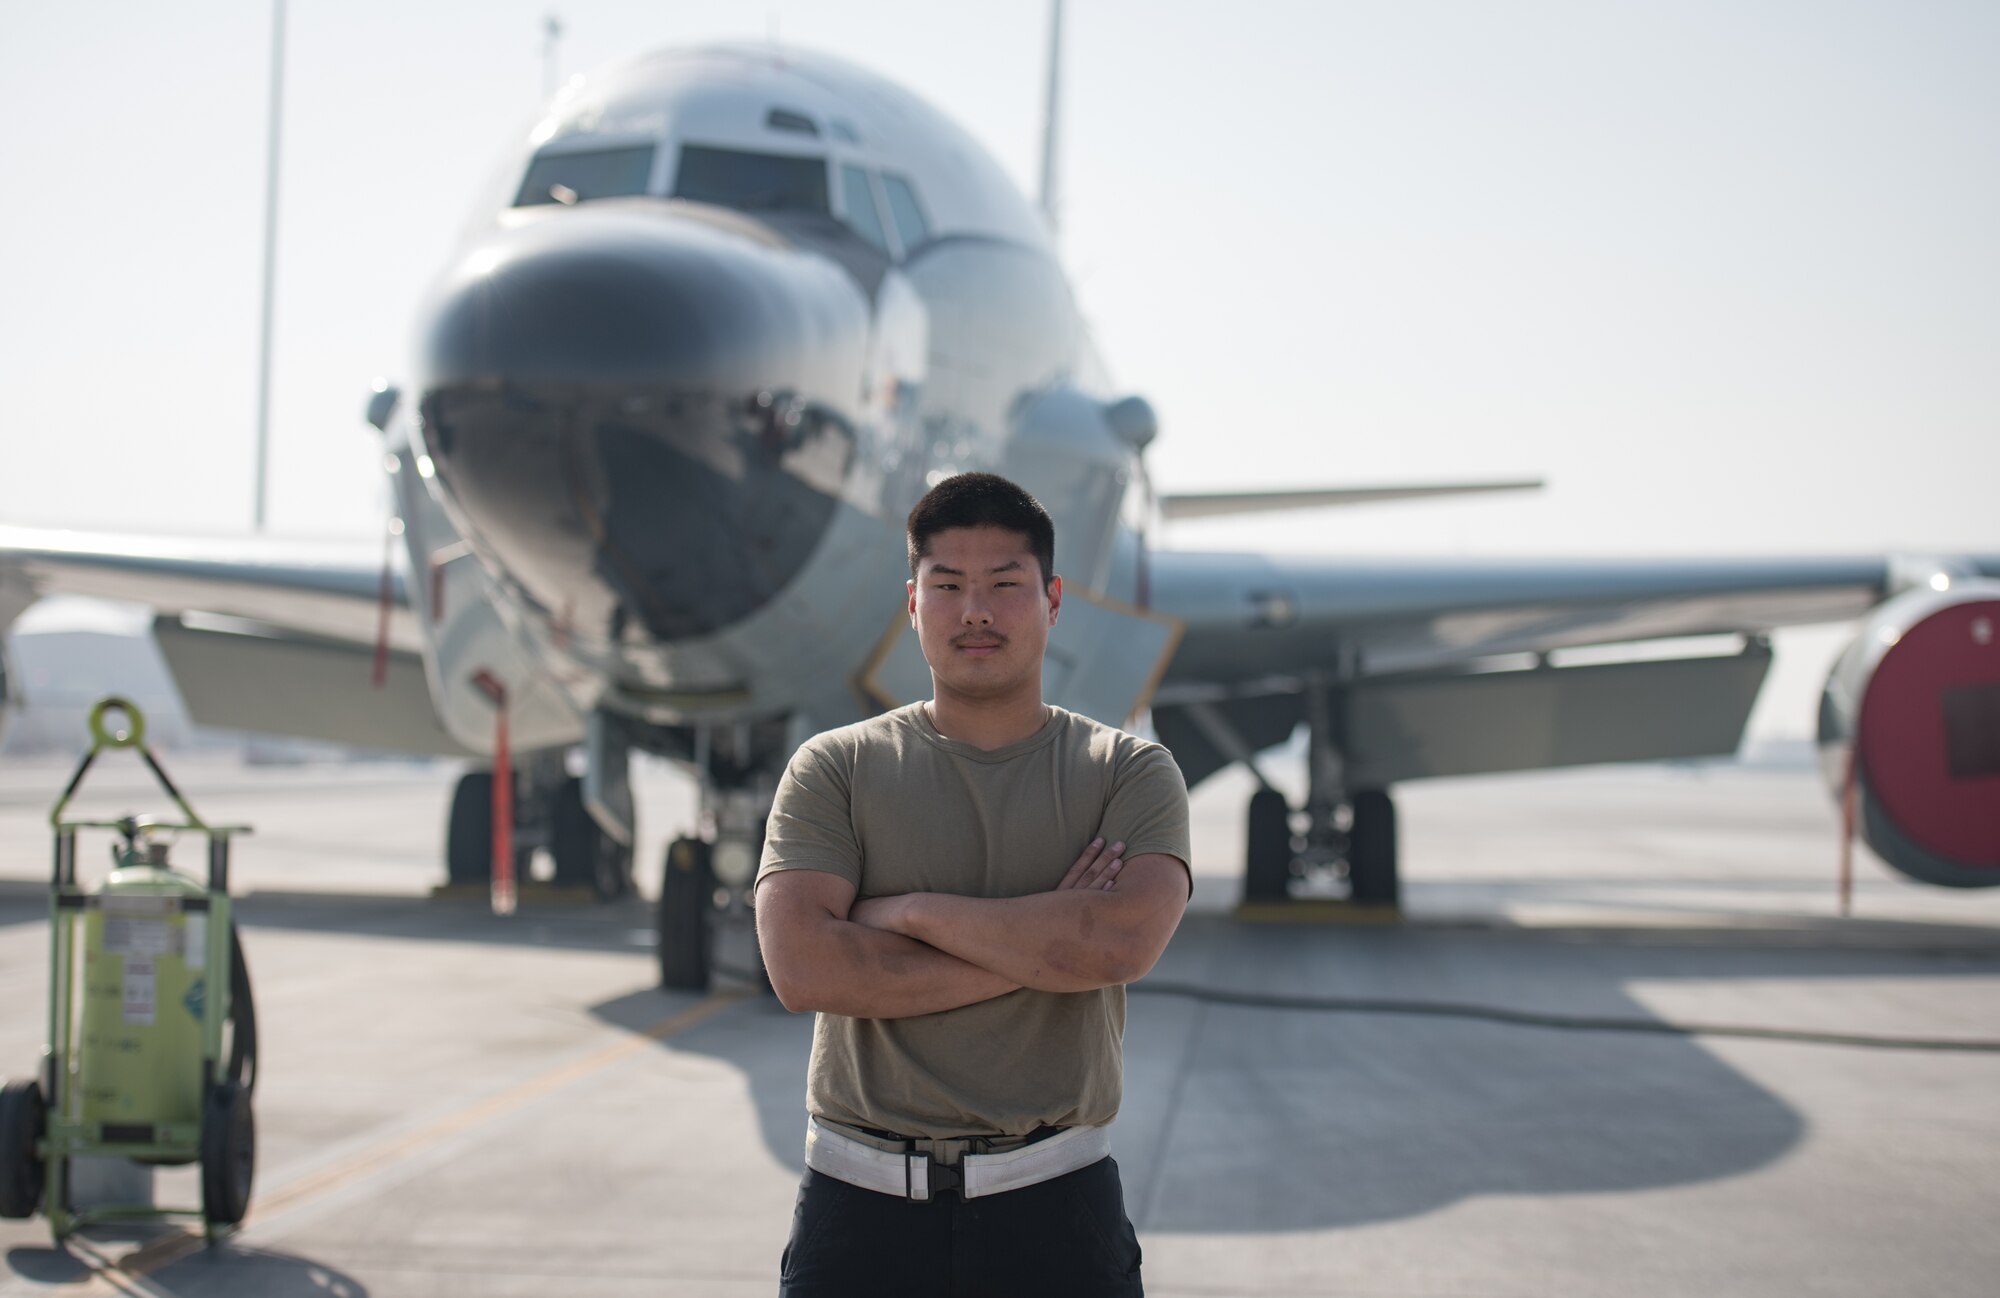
[904,1150,964,1200]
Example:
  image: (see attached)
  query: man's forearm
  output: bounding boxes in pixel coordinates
[876,888,1172,993]
[762,909,1019,1019]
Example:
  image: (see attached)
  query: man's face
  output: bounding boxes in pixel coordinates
[908,526,1061,705]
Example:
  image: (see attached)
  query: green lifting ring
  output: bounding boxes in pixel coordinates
[86,697,147,751]
[52,697,207,832]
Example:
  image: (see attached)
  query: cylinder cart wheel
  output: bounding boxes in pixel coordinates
[200,1080,255,1227]
[0,1078,46,1219]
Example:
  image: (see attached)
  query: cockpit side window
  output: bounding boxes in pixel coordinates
[879,174,930,251]
[838,165,890,253]
[514,145,657,207]
[672,144,829,215]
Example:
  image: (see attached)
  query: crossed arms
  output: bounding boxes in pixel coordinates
[756,839,1190,1018]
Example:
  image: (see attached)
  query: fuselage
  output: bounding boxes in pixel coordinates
[381,46,1143,753]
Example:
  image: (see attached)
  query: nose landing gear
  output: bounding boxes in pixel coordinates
[657,782,770,993]
[443,758,634,902]
[656,838,714,990]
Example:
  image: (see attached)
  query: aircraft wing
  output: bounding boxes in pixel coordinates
[0,524,414,648]
[0,525,468,756]
[1146,550,2000,788]
[1158,478,1543,520]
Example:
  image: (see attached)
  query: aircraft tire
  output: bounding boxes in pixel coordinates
[599,837,635,902]
[445,772,494,885]
[552,779,633,901]
[1244,788,1293,903]
[1348,789,1399,906]
[0,1078,46,1219]
[658,838,713,992]
[200,1080,255,1227]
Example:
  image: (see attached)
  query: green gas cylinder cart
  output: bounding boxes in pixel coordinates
[0,698,259,1242]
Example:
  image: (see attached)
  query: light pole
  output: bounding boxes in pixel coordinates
[1038,0,1064,238]
[543,15,564,102]
[252,0,285,532]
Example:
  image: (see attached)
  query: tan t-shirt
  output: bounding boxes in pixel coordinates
[756,703,1191,1139]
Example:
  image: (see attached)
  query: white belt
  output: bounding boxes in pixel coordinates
[804,1117,1111,1201]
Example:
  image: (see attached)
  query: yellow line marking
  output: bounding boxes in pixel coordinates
[1233,900,1404,925]
[61,1232,199,1297]
[248,988,748,1226]
[55,988,747,1293]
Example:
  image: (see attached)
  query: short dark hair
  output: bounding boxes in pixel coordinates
[906,473,1056,586]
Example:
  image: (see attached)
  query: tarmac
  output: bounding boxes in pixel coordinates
[1,751,1997,1296]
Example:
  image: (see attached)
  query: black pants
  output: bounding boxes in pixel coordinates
[779,1156,1144,1297]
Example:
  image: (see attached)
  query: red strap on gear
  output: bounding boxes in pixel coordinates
[371,524,395,689]
[471,670,516,917]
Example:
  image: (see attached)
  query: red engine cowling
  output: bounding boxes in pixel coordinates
[1818,581,2000,886]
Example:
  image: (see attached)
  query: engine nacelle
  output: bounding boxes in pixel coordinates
[0,589,31,749]
[1818,580,2000,886]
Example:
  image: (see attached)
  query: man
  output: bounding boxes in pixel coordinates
[755,472,1192,1297]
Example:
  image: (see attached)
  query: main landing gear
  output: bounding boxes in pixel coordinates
[1232,675,1402,918]
[444,756,634,901]
[1242,785,1399,910]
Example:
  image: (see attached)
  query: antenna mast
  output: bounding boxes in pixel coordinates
[1037,0,1064,237]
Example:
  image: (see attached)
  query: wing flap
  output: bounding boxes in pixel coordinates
[1153,641,1771,789]
[1345,642,1770,784]
[153,614,470,757]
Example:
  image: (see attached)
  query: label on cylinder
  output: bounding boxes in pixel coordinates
[104,918,177,958]
[183,915,207,971]
[122,957,157,1026]
[79,905,204,1129]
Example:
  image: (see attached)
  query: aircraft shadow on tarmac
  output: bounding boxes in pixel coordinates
[5,1241,368,1296]
[590,912,2000,1235]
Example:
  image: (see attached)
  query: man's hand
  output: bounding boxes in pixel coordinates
[847,891,916,934]
[1056,837,1126,892]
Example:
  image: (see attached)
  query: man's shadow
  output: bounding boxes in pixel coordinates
[593,910,2000,1234]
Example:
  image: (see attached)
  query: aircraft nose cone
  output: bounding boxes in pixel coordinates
[422,208,859,389]
[414,209,870,646]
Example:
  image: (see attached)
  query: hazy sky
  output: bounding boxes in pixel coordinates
[3,1,1996,739]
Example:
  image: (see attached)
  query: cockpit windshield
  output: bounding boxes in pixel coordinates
[514,145,657,207]
[672,145,829,216]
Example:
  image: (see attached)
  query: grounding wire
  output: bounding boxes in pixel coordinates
[1126,980,2000,1053]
